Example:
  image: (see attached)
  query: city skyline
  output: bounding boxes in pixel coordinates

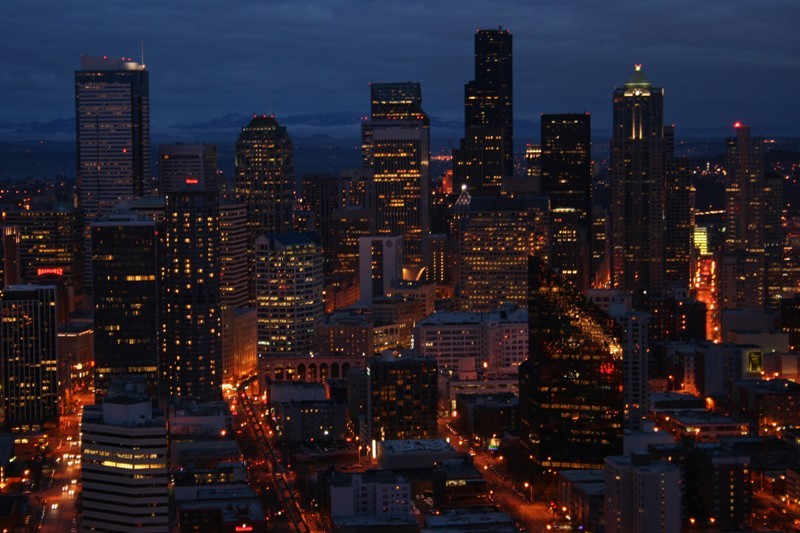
[3,1,800,137]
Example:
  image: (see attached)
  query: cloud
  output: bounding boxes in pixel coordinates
[2,0,799,136]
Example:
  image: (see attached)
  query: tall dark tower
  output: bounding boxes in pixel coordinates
[452,28,513,195]
[75,56,151,219]
[160,172,221,402]
[610,65,665,294]
[0,285,59,431]
[541,113,592,290]
[235,116,295,237]
[663,126,695,291]
[721,123,776,309]
[235,116,295,302]
[362,82,430,271]
[92,215,159,398]
[519,257,623,471]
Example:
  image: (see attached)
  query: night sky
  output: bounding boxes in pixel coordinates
[3,0,800,137]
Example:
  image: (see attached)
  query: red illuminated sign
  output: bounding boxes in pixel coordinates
[185,178,199,185]
[37,267,64,277]
[235,525,253,532]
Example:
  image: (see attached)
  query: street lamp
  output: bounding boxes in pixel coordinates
[523,481,533,502]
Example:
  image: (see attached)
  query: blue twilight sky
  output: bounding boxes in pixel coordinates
[2,0,800,137]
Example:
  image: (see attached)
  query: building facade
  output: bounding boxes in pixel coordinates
[81,397,169,532]
[0,285,58,432]
[452,29,513,195]
[520,257,623,470]
[92,215,159,397]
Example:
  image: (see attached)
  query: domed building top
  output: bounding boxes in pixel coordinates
[624,64,652,89]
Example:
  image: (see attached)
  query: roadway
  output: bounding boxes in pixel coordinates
[38,399,85,532]
[440,418,556,532]
[233,376,318,533]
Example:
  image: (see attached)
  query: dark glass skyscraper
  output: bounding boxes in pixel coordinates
[610,65,665,294]
[541,113,592,290]
[75,56,150,220]
[160,170,221,401]
[721,123,781,309]
[541,113,592,217]
[453,28,513,195]
[92,215,159,397]
[362,82,430,270]
[519,257,623,470]
[368,351,438,441]
[235,116,295,303]
[0,285,58,431]
[235,115,295,237]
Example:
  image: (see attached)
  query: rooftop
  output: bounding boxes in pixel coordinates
[735,379,800,394]
[379,439,456,455]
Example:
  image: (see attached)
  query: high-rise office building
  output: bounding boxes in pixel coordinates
[255,233,323,358]
[721,123,780,309]
[368,351,438,441]
[452,28,513,195]
[235,115,295,302]
[235,115,295,237]
[725,124,764,253]
[610,65,665,294]
[663,126,695,290]
[0,226,20,288]
[160,171,221,402]
[454,196,549,312]
[92,215,159,397]
[81,396,169,532]
[541,114,592,289]
[299,172,345,273]
[75,56,150,219]
[2,204,83,291]
[330,208,374,276]
[219,202,249,309]
[362,83,430,269]
[0,285,58,431]
[358,236,404,306]
[219,201,256,384]
[541,113,592,216]
[157,143,217,195]
[519,257,623,471]
[604,454,682,533]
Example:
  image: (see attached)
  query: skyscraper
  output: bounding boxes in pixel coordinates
[604,454,682,533]
[235,115,295,237]
[452,28,513,195]
[454,196,549,312]
[0,226,20,289]
[81,396,169,532]
[0,285,58,431]
[75,56,150,219]
[663,126,695,290]
[2,203,83,292]
[721,123,775,309]
[358,235,404,306]
[235,115,295,302]
[541,113,592,216]
[610,65,665,294]
[519,257,623,471]
[368,351,438,441]
[541,114,592,289]
[160,170,221,402]
[92,215,159,397]
[362,83,430,269]
[255,233,323,359]
[157,143,217,195]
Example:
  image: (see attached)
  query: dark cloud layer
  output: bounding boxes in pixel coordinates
[3,0,799,136]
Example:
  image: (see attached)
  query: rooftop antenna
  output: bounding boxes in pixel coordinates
[141,40,145,66]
